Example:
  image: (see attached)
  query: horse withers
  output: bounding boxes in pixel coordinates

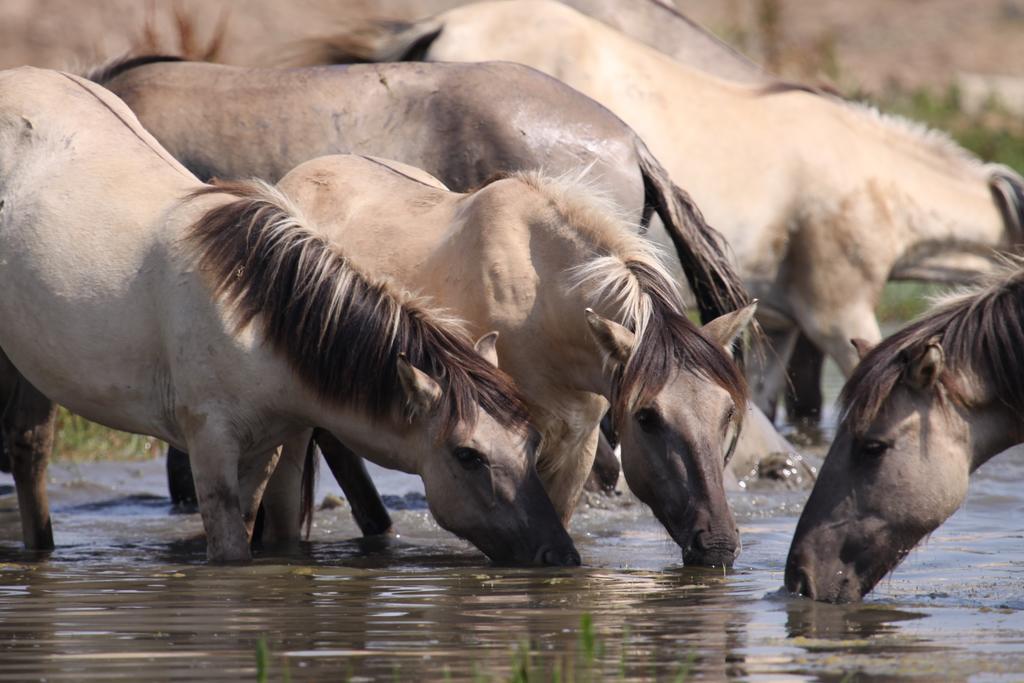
[786,263,1024,602]
[0,66,576,566]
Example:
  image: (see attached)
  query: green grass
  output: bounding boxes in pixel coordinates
[51,407,160,462]
[875,281,953,323]
[251,614,696,682]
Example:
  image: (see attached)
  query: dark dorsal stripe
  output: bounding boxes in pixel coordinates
[86,54,186,85]
[184,180,531,439]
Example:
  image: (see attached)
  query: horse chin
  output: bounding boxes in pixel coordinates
[682,542,738,569]
[785,562,865,604]
[786,542,904,604]
[478,540,581,567]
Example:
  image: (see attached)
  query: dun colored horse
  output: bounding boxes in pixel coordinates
[0,66,576,565]
[787,261,1024,602]
[326,0,1024,420]
[263,154,754,566]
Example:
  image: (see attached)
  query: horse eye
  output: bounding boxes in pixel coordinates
[634,407,662,433]
[452,447,486,471]
[859,439,892,459]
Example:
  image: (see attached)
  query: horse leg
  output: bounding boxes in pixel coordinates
[784,332,824,424]
[539,425,601,526]
[583,430,620,494]
[795,304,881,379]
[259,430,314,545]
[748,325,799,423]
[237,443,288,542]
[0,362,57,550]
[166,446,197,505]
[185,425,251,562]
[315,429,393,536]
[0,432,9,473]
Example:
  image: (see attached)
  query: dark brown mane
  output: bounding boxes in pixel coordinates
[842,266,1024,434]
[758,81,842,98]
[184,180,531,439]
[614,260,748,426]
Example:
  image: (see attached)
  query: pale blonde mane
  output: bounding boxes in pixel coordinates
[851,102,986,173]
[510,168,681,344]
[765,81,990,179]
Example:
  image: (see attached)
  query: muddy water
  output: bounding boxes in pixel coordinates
[2,363,1024,680]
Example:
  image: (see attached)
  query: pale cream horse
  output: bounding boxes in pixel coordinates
[332,0,1024,416]
[265,154,756,566]
[0,66,577,565]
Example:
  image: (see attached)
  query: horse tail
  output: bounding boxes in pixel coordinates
[633,137,750,324]
[299,436,318,540]
[294,17,443,65]
[989,165,1024,247]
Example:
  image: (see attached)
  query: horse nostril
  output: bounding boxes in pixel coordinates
[788,567,816,599]
[542,547,581,567]
[535,544,581,567]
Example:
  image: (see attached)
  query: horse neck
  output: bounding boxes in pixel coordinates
[964,388,1024,474]
[298,384,422,475]
[515,210,645,400]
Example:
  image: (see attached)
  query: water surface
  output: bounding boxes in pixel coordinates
[1,362,1023,681]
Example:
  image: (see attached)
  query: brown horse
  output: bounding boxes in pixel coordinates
[787,261,1024,602]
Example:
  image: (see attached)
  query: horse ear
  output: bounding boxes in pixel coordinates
[474,331,500,367]
[396,353,442,418]
[905,342,944,391]
[850,338,875,361]
[584,308,635,366]
[701,301,758,355]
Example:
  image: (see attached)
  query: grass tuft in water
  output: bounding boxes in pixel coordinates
[255,636,269,683]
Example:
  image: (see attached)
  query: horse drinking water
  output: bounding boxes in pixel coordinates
[261,154,754,566]
[0,66,576,565]
[786,261,1024,602]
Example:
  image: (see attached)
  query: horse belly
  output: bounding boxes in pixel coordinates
[0,232,173,440]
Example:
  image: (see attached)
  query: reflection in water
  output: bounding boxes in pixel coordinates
[784,598,927,642]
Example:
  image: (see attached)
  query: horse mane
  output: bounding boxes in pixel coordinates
[758,81,988,172]
[841,259,1024,435]
[85,54,186,85]
[507,171,748,425]
[185,179,531,439]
